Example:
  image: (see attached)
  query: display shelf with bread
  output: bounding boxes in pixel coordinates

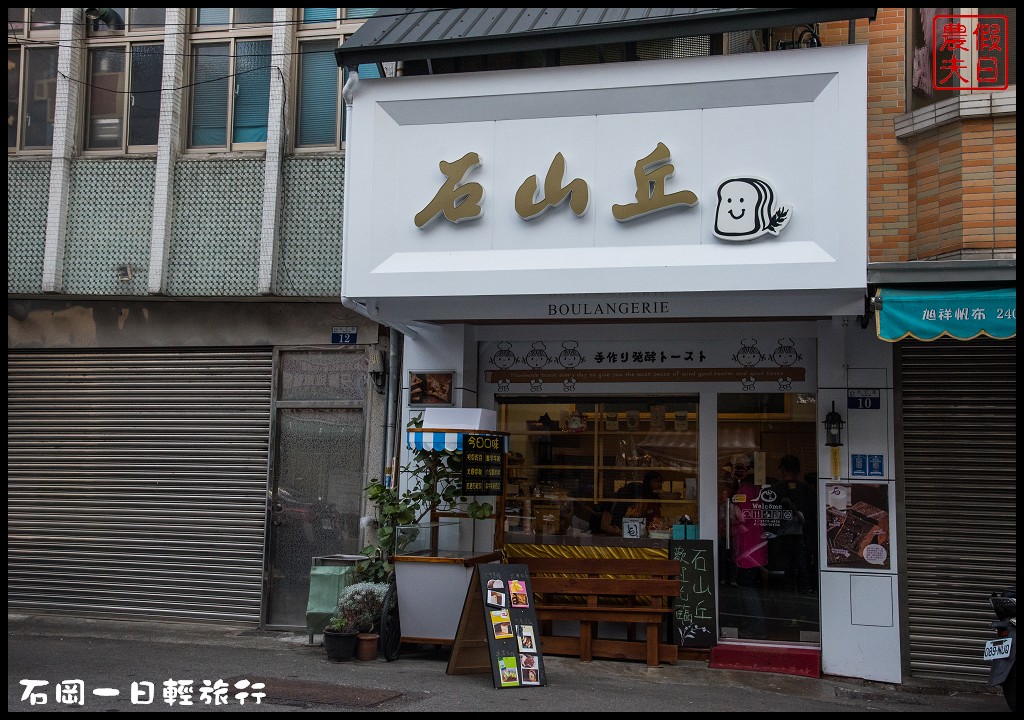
[497,398,699,546]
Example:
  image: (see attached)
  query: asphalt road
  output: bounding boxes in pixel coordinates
[7,613,1009,713]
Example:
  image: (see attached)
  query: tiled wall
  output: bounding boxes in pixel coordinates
[166,159,265,296]
[277,155,346,297]
[7,161,51,294]
[64,159,155,295]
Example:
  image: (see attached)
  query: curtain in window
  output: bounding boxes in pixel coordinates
[358,62,381,79]
[298,40,338,146]
[346,9,379,20]
[303,8,337,24]
[196,8,229,27]
[191,44,229,147]
[128,44,163,146]
[233,40,271,144]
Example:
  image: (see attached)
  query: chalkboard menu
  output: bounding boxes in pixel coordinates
[460,433,505,496]
[668,539,717,648]
[448,564,546,688]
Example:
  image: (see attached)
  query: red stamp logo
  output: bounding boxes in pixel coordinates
[932,14,1009,91]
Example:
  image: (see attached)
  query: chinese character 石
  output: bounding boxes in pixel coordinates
[20,680,49,705]
[515,152,590,220]
[414,152,485,227]
[612,143,698,221]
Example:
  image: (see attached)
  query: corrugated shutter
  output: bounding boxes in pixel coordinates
[8,349,273,623]
[898,338,1016,682]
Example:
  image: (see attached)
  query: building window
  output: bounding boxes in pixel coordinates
[8,45,58,151]
[297,39,340,146]
[85,44,163,151]
[188,9,273,150]
[7,8,60,38]
[83,9,165,153]
[86,7,165,35]
[300,8,379,27]
[8,9,60,151]
[294,10,380,150]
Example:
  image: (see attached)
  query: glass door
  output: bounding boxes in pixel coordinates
[716,392,820,643]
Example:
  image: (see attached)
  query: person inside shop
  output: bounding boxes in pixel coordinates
[775,455,815,594]
[599,470,663,536]
[562,499,604,536]
[729,454,768,638]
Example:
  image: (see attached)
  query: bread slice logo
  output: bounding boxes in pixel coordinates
[713,177,792,241]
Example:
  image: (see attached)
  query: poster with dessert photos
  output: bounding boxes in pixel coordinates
[479,565,546,688]
[825,482,891,569]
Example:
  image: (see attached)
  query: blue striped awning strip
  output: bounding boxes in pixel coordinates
[406,430,464,452]
[406,430,509,452]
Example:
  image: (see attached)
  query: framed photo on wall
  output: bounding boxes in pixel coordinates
[408,371,455,407]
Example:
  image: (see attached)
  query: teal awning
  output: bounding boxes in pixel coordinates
[875,287,1016,342]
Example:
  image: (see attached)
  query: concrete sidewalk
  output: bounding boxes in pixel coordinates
[7,613,1009,712]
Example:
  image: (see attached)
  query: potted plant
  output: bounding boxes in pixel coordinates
[358,413,495,583]
[335,581,389,661]
[322,614,358,662]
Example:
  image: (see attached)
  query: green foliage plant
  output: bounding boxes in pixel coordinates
[324,614,351,633]
[358,413,495,582]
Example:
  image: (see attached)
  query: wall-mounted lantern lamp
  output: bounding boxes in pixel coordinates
[823,401,845,447]
[368,350,387,395]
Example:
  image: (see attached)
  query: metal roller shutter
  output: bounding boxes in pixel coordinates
[897,338,1016,682]
[8,349,273,623]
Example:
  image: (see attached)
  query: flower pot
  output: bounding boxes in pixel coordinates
[323,629,358,662]
[355,632,379,661]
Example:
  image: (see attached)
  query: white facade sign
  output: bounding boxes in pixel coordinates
[342,45,867,320]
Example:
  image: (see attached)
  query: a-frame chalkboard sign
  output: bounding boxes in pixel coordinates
[447,563,546,688]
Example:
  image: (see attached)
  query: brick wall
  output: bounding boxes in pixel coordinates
[824,9,1016,262]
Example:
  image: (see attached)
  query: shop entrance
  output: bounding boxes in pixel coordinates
[716,393,820,643]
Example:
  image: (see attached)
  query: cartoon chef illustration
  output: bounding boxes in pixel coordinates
[713,177,791,241]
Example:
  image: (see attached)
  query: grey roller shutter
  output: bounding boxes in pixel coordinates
[8,349,273,623]
[897,338,1016,682]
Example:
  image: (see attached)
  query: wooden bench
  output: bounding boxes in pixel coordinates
[506,555,679,667]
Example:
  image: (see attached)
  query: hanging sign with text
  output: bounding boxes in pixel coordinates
[460,433,506,496]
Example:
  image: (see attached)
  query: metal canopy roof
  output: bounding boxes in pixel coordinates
[334,7,878,67]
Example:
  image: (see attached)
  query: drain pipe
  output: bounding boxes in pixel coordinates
[383,326,402,485]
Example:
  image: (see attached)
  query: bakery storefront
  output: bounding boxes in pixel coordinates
[338,38,903,682]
